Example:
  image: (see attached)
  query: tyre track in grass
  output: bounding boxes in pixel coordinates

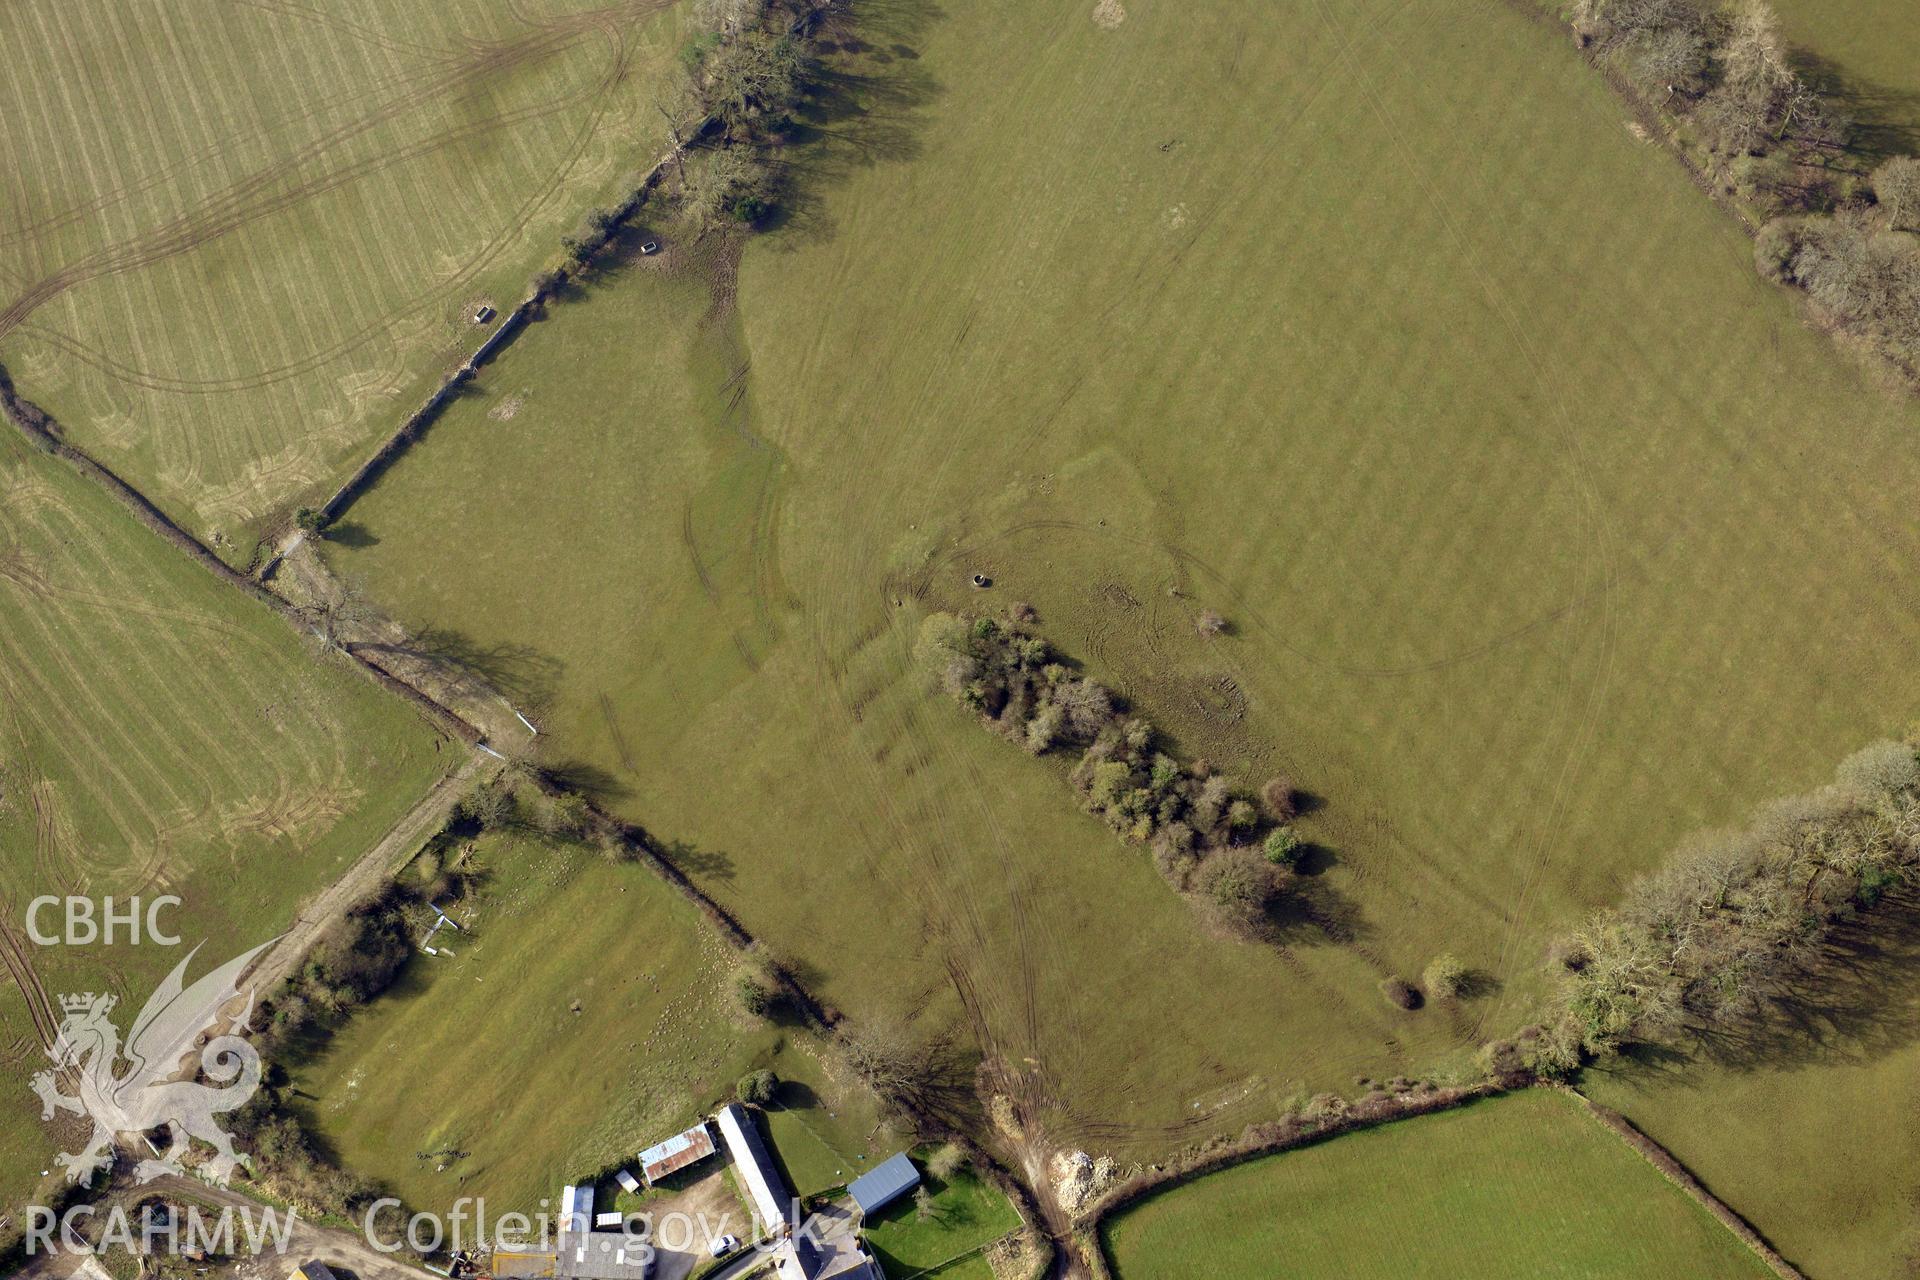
[0,34,1051,1280]
[0,25,461,251]
[1,0,673,399]
[666,242,1029,1079]
[800,18,1434,1132]
[1295,0,1623,1018]
[0,908,59,1052]
[810,20,1177,1151]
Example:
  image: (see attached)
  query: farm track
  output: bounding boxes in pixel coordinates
[8,1174,433,1280]
[244,756,489,1000]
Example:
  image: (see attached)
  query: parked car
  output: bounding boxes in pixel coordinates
[709,1235,740,1259]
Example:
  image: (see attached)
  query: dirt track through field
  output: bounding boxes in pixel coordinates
[241,754,489,1002]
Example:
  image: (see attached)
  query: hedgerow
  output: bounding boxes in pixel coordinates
[917,610,1302,940]
[1524,737,1920,1078]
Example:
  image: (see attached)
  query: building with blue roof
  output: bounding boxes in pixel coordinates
[847,1152,921,1218]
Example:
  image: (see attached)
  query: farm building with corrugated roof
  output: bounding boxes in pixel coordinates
[637,1121,717,1185]
[847,1152,921,1218]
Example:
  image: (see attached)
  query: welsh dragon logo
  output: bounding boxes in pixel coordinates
[31,939,275,1185]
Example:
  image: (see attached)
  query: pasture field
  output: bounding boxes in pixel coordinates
[292,829,900,1215]
[0,0,687,559]
[329,233,1480,1160]
[1099,1090,1775,1279]
[328,0,1920,1188]
[0,427,451,1207]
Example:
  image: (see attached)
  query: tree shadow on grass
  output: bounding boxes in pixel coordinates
[755,0,947,250]
[1290,841,1338,877]
[560,222,681,297]
[1790,50,1920,168]
[1266,875,1368,948]
[772,1078,823,1112]
[1691,886,1920,1073]
[660,837,736,883]
[904,1033,986,1137]
[323,520,379,549]
[400,625,566,706]
[541,758,630,805]
[1455,968,1504,1002]
[1597,887,1920,1085]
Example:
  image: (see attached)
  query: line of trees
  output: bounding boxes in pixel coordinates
[1574,0,1920,389]
[1503,738,1920,1080]
[256,882,445,1054]
[674,0,829,230]
[1574,0,1847,210]
[917,610,1306,942]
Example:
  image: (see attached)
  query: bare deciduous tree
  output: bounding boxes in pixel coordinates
[1874,156,1920,233]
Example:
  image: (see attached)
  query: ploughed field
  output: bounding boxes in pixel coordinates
[0,427,449,1213]
[0,0,686,561]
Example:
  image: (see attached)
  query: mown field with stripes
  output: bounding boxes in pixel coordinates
[291,829,901,1216]
[0,426,450,1208]
[0,0,686,561]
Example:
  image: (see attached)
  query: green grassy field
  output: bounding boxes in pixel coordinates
[324,0,1920,1174]
[0,0,687,559]
[763,1075,899,1200]
[862,1162,1020,1280]
[292,830,899,1215]
[1101,1090,1774,1279]
[0,427,450,1208]
[1582,890,1920,1280]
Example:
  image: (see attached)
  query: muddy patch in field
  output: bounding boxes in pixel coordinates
[1093,0,1126,30]
[489,388,528,421]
